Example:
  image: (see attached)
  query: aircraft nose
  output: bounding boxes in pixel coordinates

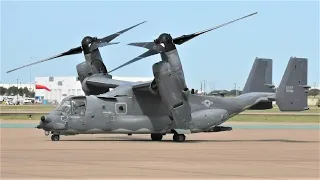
[40,115,55,124]
[36,115,53,130]
[35,123,42,129]
[35,116,46,128]
[36,113,68,131]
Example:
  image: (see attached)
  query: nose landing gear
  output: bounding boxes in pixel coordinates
[44,131,50,136]
[51,134,60,141]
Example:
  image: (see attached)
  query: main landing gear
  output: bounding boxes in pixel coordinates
[173,134,185,142]
[150,133,186,142]
[51,134,60,141]
[151,134,163,141]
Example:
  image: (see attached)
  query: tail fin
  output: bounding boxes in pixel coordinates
[276,57,311,111]
[242,57,275,94]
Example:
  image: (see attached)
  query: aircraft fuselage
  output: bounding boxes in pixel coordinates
[38,86,275,136]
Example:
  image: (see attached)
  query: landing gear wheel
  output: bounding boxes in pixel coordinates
[173,134,186,142]
[151,134,163,141]
[51,134,60,141]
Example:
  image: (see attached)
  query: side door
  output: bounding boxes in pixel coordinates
[69,100,86,130]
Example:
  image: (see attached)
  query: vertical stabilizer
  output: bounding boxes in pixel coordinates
[276,57,311,111]
[242,57,274,94]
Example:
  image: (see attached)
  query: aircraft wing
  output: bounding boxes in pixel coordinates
[132,80,153,91]
[266,94,276,101]
[86,74,153,92]
[85,75,136,88]
[254,93,276,103]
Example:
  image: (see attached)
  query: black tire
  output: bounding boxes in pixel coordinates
[151,134,163,141]
[51,135,60,141]
[173,134,185,142]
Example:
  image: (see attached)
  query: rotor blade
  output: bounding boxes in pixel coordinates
[90,21,147,51]
[89,42,120,52]
[173,12,258,45]
[128,42,165,52]
[101,21,147,42]
[108,49,159,73]
[6,46,83,73]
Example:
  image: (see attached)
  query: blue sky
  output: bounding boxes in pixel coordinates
[1,0,319,91]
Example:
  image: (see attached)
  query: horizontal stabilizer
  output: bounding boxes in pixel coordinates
[265,84,275,89]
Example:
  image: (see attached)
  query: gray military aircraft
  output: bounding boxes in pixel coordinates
[33,55,309,142]
[7,12,310,142]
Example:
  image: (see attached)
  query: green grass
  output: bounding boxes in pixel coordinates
[245,106,320,114]
[0,104,56,110]
[229,114,320,123]
[0,114,43,120]
[1,114,319,123]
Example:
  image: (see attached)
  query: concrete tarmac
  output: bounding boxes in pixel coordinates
[1,126,319,179]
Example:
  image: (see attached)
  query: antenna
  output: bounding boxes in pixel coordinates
[29,57,32,94]
[203,80,206,95]
[16,78,19,103]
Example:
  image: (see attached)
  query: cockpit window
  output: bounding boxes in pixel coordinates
[55,100,71,113]
[71,98,86,116]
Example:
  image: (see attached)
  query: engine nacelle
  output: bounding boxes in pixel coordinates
[76,60,111,96]
[77,47,108,82]
[76,59,108,82]
[152,61,191,130]
[76,61,93,83]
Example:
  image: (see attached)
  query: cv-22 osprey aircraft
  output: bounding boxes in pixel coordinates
[35,56,310,142]
[7,12,310,142]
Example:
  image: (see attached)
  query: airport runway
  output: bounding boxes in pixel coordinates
[1,121,319,179]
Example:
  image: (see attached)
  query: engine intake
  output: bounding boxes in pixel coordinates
[149,79,158,95]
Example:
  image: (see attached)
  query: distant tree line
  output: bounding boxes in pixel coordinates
[308,88,320,96]
[0,86,35,97]
[206,89,243,96]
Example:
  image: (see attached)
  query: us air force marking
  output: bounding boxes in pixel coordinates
[60,116,68,121]
[201,100,213,107]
